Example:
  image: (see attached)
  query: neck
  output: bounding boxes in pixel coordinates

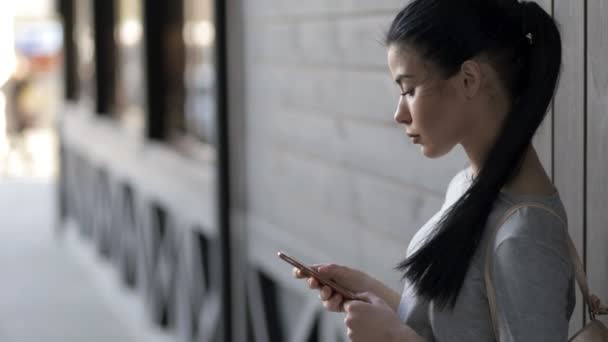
[466,145,555,196]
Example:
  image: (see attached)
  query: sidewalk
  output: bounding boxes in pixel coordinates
[0,180,176,342]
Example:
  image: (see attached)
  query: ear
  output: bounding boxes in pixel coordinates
[459,60,483,99]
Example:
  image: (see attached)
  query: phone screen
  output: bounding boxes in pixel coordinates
[277,251,356,300]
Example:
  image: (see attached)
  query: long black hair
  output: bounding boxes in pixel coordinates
[386,0,562,311]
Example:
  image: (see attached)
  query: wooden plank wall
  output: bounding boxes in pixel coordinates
[532,0,555,177]
[553,0,586,334]
[532,0,608,334]
[555,0,608,334]
[586,0,608,329]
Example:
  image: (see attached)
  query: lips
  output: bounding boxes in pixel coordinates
[411,136,421,144]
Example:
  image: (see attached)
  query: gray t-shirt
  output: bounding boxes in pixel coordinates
[398,168,575,342]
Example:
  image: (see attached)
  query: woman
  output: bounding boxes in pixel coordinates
[294,1,575,341]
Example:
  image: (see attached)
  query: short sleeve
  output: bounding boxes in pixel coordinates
[491,209,573,342]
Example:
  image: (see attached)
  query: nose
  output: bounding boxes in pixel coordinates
[394,96,412,125]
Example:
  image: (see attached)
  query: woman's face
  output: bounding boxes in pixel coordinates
[387,45,472,159]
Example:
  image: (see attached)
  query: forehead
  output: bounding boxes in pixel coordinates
[387,45,429,79]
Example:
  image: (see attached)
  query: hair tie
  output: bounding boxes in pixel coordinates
[520,2,533,45]
[525,32,533,45]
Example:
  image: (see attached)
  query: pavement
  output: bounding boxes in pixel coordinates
[0,179,177,342]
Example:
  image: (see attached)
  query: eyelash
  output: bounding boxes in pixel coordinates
[400,88,414,97]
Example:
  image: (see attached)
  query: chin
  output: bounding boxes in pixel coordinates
[421,144,453,159]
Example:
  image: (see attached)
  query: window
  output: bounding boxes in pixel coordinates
[115,0,145,133]
[182,0,218,146]
[74,0,95,105]
[142,0,221,153]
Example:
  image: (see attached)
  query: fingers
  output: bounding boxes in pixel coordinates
[292,263,340,279]
[354,291,374,304]
[590,295,608,314]
[318,285,346,312]
[322,292,344,312]
[292,267,305,279]
[308,277,320,289]
[292,267,314,280]
[309,263,327,271]
[319,285,332,300]
[291,266,347,313]
[291,267,322,290]
[292,264,328,278]
[590,295,601,312]
[291,264,349,313]
[317,263,339,275]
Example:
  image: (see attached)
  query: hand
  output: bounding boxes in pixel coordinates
[590,294,608,315]
[343,292,424,342]
[292,264,376,312]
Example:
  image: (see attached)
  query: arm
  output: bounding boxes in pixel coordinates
[372,284,428,341]
[368,278,402,312]
[492,233,571,342]
[364,280,426,341]
[392,322,426,342]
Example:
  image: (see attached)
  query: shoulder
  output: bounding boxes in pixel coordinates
[495,205,567,243]
[493,205,571,267]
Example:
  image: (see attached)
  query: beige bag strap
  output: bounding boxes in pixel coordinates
[484,203,597,340]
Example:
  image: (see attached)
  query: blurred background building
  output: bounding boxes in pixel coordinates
[0,0,606,341]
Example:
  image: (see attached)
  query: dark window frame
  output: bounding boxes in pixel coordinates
[93,0,117,116]
[58,0,78,101]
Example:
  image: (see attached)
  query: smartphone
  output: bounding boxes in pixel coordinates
[277,251,356,300]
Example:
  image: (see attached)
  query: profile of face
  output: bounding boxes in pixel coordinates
[387,45,475,159]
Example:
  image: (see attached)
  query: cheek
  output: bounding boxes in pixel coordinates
[421,89,466,139]
[410,97,443,135]
[419,119,459,158]
[431,113,467,157]
[437,110,465,140]
[413,98,463,158]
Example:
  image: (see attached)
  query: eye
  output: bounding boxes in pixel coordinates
[400,88,415,97]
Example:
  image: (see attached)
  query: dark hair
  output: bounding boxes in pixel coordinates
[387,0,562,311]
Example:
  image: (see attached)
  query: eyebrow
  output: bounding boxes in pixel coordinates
[395,74,415,84]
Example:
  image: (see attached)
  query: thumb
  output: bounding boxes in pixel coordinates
[317,264,345,278]
[354,291,375,304]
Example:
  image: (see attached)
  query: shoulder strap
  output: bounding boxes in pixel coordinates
[484,203,596,341]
